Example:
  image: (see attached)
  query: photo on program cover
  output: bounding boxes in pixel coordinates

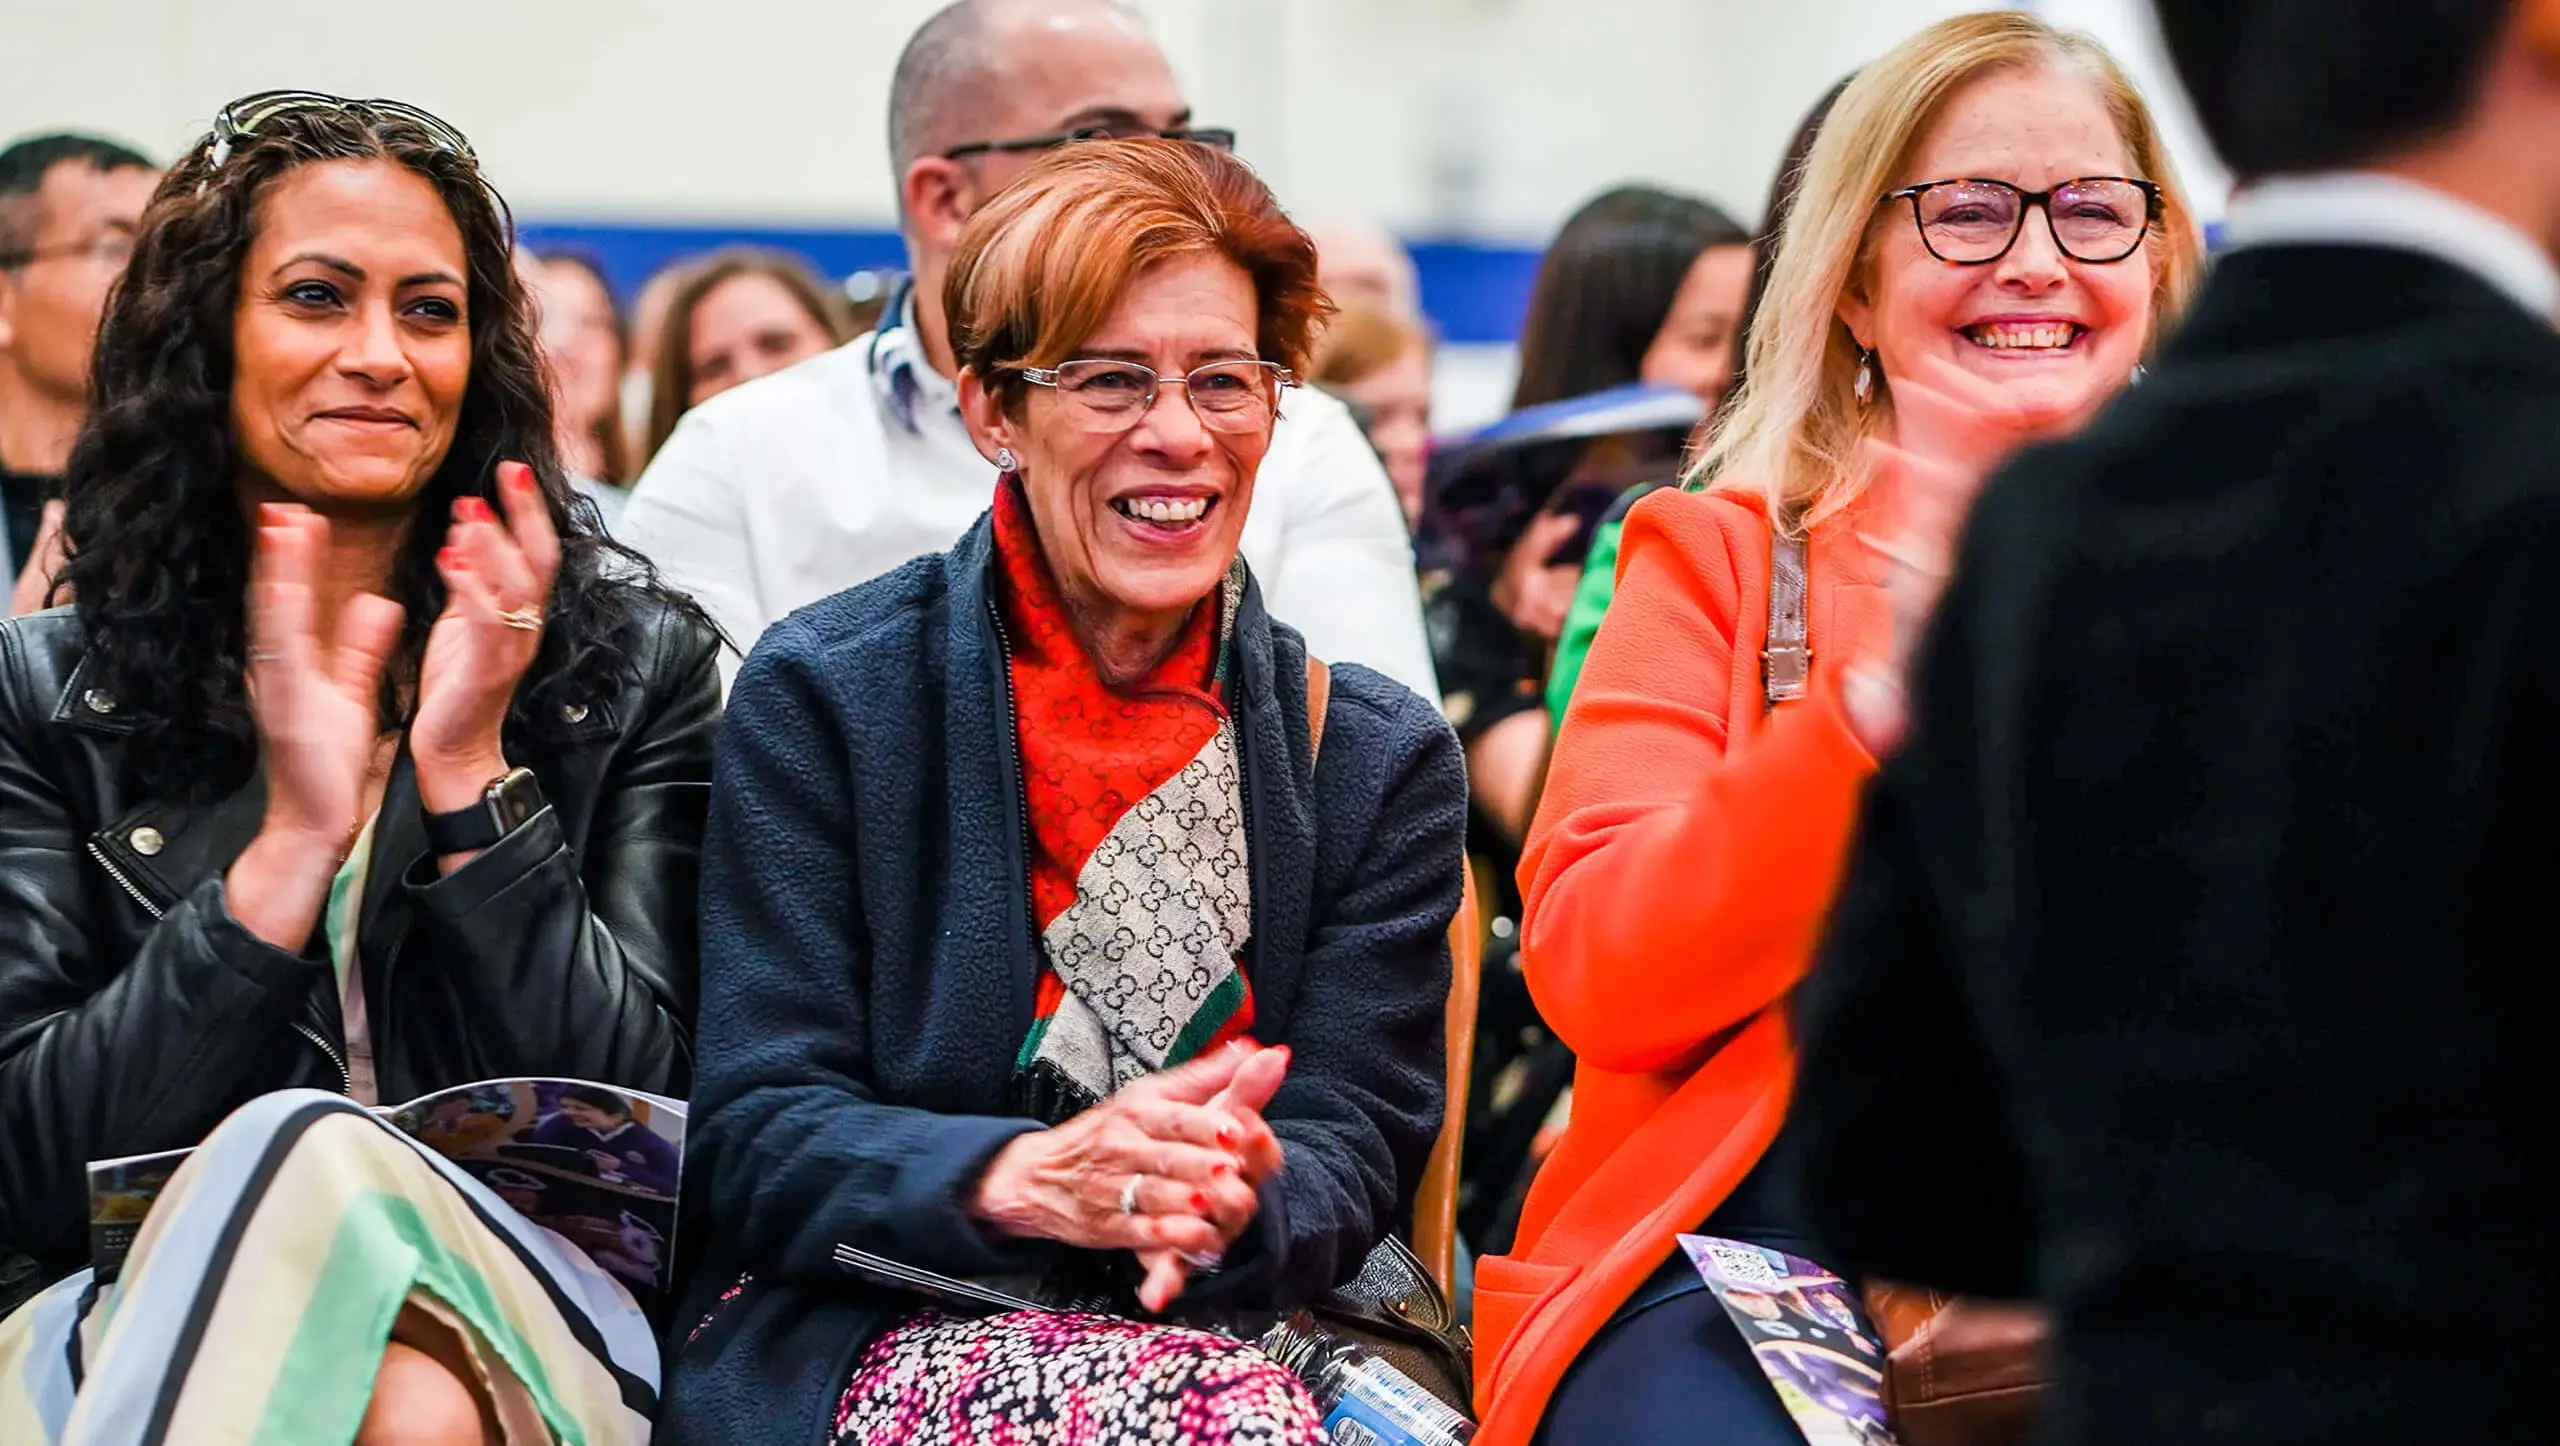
[395,1079,687,1297]
[1679,1234,1899,1446]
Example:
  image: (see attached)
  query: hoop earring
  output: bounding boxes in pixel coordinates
[995,447,1018,473]
[1853,349,1877,406]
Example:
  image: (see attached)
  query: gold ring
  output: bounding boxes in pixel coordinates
[497,605,544,632]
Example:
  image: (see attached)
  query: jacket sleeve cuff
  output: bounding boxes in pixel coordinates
[199,876,327,982]
[878,1115,1064,1278]
[402,805,570,917]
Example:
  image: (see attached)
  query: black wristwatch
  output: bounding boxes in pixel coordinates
[422,766,545,854]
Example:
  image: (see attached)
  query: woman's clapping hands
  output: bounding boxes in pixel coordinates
[412,461,560,820]
[970,1041,1292,1312]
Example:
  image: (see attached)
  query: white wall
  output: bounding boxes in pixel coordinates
[0,0,2226,239]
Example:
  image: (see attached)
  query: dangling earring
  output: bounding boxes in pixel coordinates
[995,446,1017,473]
[2130,363,2148,388]
[1853,349,1877,406]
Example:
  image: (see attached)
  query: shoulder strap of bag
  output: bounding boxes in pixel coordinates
[1763,530,1811,713]
[1305,656,1333,766]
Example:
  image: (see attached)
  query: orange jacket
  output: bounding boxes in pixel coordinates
[1473,486,1891,1442]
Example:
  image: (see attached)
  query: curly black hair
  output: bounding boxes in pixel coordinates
[54,98,714,800]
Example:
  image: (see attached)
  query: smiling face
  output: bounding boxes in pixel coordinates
[1838,65,2156,425]
[229,159,471,514]
[962,252,1271,638]
[685,270,837,405]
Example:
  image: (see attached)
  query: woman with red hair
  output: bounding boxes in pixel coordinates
[663,139,1468,1446]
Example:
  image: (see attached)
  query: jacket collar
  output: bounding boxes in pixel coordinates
[2167,244,2560,368]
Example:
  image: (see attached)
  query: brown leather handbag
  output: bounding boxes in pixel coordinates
[1764,535,2052,1446]
[1859,1285,2049,1446]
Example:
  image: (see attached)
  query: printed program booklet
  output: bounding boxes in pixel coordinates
[1679,1234,1899,1446]
[88,1078,685,1302]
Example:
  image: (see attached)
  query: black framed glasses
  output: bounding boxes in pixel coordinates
[1019,358,1294,434]
[1882,176,2162,265]
[205,90,477,170]
[942,124,1237,161]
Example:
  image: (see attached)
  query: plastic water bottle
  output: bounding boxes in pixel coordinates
[1261,1312,1476,1445]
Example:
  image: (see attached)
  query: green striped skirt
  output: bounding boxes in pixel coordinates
[0,1090,658,1445]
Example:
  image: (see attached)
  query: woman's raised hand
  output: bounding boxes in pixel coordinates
[1846,349,2112,750]
[225,506,407,951]
[969,1043,1281,1305]
[412,461,561,816]
[246,505,407,851]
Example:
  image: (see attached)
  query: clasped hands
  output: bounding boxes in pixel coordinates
[970,1041,1291,1313]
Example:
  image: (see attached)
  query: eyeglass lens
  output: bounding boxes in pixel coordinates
[1050,361,1280,431]
[1913,179,2149,263]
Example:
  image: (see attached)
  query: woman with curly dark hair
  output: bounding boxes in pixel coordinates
[0,92,718,1445]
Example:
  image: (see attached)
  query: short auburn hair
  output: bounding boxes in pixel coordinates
[945,138,1329,410]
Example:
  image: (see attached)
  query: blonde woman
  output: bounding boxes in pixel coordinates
[1471,14,2202,1444]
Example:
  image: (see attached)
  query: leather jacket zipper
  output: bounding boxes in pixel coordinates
[292,1021,354,1095]
[85,840,166,919]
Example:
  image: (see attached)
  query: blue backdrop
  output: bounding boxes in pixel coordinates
[515,222,1546,345]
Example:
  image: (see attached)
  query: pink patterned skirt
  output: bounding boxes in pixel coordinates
[833,1308,1327,1445]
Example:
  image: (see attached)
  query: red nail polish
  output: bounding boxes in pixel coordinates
[1216,1126,1236,1148]
[1191,1191,1210,1212]
[1214,1161,1237,1177]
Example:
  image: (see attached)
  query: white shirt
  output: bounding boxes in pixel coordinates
[2224,171,2560,320]
[620,297,1440,699]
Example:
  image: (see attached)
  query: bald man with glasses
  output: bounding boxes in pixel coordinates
[623,0,1439,699]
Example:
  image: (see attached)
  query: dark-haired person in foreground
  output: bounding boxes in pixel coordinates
[1788,3,2560,1445]
[0,133,155,616]
[0,94,717,1444]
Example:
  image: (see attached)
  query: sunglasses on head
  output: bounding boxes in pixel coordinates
[205,90,477,171]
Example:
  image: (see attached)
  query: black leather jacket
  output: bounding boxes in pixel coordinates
[0,597,718,1310]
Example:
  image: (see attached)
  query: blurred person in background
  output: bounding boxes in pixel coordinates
[663,139,1462,1446]
[1545,79,1854,727]
[1473,15,2200,1443]
[0,92,717,1445]
[622,0,1437,699]
[0,133,155,616]
[620,257,691,467]
[526,248,633,524]
[1310,300,1432,527]
[1789,3,2560,1444]
[1307,214,1423,319]
[640,247,856,465]
[1428,185,1750,852]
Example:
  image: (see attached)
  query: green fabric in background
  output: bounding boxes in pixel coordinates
[1545,479,1685,730]
[1546,515,1627,730]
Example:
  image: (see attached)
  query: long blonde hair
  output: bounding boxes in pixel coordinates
[1702,11,2203,532]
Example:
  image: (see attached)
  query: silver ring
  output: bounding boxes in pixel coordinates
[1119,1174,1144,1216]
[496,605,544,632]
[247,648,285,664]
